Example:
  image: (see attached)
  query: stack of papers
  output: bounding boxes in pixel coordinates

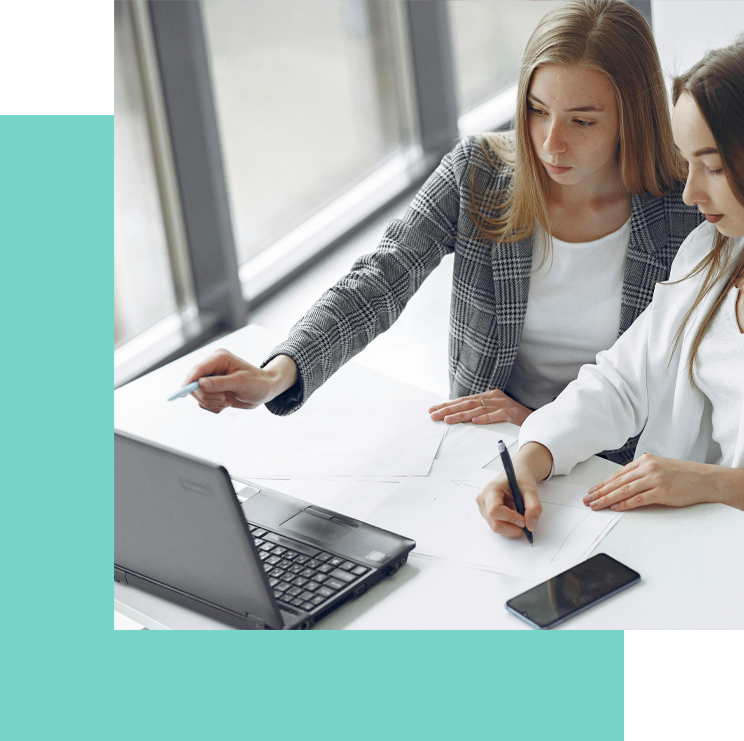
[363,465,622,581]
[115,325,448,480]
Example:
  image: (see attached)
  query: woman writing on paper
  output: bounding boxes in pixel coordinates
[477,40,744,540]
[185,0,700,469]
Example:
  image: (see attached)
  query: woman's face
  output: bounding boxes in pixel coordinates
[527,64,621,192]
[672,92,744,238]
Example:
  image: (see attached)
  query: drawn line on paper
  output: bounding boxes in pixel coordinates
[550,510,592,562]
[452,480,482,490]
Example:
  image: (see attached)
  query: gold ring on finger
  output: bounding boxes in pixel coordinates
[479,398,485,406]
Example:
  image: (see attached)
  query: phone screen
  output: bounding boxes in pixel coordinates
[506,553,640,629]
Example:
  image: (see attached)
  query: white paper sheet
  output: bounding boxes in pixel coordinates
[365,475,622,580]
[434,424,517,469]
[114,324,447,479]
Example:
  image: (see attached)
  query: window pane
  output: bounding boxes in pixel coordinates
[652,0,744,87]
[450,0,561,115]
[114,1,177,348]
[202,0,415,266]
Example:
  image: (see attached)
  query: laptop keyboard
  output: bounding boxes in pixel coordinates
[248,523,370,613]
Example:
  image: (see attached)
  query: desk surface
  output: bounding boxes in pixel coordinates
[114,326,744,630]
[114,424,744,630]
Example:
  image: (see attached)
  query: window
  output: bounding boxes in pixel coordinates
[202,0,416,268]
[651,0,744,89]
[114,1,178,348]
[450,1,561,115]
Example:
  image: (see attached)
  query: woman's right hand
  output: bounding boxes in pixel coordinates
[182,350,298,414]
[475,468,542,537]
[475,442,553,537]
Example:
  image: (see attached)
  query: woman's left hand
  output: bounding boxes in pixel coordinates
[428,389,533,426]
[583,454,725,511]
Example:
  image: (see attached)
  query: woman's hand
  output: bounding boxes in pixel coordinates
[583,454,744,511]
[429,389,533,426]
[182,350,298,414]
[475,442,553,537]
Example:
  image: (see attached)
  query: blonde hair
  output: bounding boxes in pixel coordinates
[469,0,684,249]
[669,39,744,383]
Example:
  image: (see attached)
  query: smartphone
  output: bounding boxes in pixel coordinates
[505,553,640,629]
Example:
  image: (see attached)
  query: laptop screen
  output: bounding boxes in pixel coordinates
[114,431,282,628]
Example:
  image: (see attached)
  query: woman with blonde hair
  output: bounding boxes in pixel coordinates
[185,0,701,467]
[477,39,744,539]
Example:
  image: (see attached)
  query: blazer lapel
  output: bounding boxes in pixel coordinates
[490,233,534,389]
[621,193,672,335]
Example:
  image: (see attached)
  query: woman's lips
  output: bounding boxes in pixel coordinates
[544,162,572,175]
[704,213,724,223]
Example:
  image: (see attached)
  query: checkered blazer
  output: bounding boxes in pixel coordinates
[264,136,704,464]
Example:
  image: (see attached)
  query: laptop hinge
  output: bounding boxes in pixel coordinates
[246,613,266,630]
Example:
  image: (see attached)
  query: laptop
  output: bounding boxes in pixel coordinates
[114,430,416,629]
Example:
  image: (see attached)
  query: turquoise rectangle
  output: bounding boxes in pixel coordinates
[0,115,622,740]
[1,114,112,623]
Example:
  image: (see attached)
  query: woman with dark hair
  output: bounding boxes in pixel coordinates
[478,40,744,539]
[184,0,701,467]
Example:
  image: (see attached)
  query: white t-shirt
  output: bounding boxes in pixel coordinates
[693,285,744,467]
[504,218,631,410]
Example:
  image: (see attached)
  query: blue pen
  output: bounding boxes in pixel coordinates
[168,380,202,401]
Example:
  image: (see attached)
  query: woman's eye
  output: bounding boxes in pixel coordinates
[575,119,595,127]
[707,168,724,176]
[528,106,545,115]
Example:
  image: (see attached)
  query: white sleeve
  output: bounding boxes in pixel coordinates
[518,305,652,476]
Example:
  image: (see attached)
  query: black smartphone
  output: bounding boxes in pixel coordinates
[505,553,640,629]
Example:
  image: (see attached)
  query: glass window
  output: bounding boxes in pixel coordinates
[202,0,416,267]
[114,1,177,348]
[652,0,744,89]
[449,0,561,115]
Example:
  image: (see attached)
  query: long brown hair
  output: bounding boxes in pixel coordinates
[469,0,684,250]
[669,39,744,383]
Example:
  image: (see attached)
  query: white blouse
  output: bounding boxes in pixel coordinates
[693,285,744,466]
[505,218,630,410]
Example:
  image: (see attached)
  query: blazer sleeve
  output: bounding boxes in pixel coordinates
[262,139,471,415]
[519,306,653,476]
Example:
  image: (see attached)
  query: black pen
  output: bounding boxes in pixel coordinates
[497,440,533,546]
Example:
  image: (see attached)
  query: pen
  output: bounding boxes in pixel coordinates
[168,380,202,401]
[497,440,533,546]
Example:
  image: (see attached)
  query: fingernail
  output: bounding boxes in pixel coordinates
[200,378,212,391]
[473,416,483,423]
[590,501,598,509]
[515,518,525,528]
[588,486,597,494]
[430,412,440,420]
[611,504,620,511]
[583,494,592,504]
[528,518,538,530]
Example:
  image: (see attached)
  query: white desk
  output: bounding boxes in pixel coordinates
[114,327,744,630]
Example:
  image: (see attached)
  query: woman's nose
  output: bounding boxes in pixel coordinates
[682,168,707,207]
[543,118,567,155]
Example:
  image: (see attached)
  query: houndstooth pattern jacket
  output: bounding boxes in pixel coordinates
[264,136,704,464]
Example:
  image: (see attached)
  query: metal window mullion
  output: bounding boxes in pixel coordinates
[405,0,459,158]
[147,0,245,333]
[130,0,194,315]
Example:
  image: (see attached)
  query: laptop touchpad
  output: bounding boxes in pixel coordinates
[281,511,351,543]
